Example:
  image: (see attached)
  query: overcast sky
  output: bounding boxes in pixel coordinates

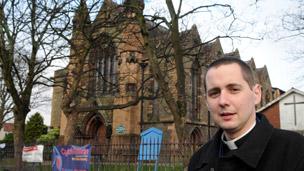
[144,0,304,91]
[215,0,304,91]
[31,0,304,126]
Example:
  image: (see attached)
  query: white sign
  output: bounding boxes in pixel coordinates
[0,143,5,149]
[22,145,44,162]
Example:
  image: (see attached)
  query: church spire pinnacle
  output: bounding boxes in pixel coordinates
[73,0,91,29]
[104,0,114,5]
[124,0,144,10]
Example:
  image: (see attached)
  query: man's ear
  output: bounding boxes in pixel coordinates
[253,84,262,105]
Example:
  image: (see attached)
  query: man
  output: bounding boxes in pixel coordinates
[188,57,304,171]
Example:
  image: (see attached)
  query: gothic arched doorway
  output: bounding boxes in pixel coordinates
[84,113,107,144]
[189,127,203,152]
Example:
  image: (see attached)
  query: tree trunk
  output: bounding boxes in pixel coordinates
[13,114,26,171]
[63,112,78,145]
[134,2,190,168]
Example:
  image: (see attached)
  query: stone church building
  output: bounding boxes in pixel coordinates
[50,0,277,145]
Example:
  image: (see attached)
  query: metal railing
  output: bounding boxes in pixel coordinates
[0,141,202,170]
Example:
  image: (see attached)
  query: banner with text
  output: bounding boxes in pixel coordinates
[52,144,91,171]
[22,145,44,163]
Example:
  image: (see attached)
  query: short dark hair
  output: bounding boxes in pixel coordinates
[204,57,255,91]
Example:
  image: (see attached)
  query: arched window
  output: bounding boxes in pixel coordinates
[92,34,118,95]
[191,59,202,120]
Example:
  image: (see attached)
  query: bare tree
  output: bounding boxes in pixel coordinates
[132,0,237,142]
[280,0,304,83]
[129,1,263,168]
[0,0,72,169]
[281,0,304,39]
[0,76,13,129]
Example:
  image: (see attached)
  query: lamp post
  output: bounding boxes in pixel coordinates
[139,61,148,132]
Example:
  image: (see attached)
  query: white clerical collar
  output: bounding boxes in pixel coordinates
[221,121,256,150]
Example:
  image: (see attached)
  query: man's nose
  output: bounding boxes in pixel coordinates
[218,91,229,106]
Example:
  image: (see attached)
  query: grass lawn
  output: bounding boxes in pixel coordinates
[91,163,183,171]
[0,159,184,171]
[0,159,51,171]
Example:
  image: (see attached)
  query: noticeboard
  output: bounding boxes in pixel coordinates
[138,127,163,161]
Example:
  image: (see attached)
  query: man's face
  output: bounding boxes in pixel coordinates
[205,63,261,139]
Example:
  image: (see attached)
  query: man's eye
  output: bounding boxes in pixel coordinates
[230,88,240,93]
[208,91,219,98]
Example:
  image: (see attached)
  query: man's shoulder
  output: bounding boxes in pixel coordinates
[195,139,214,154]
[188,139,216,170]
[273,128,304,140]
[191,135,220,159]
[258,113,304,144]
[271,128,304,147]
[270,129,304,168]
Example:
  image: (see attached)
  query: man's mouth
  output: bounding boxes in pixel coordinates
[220,112,235,120]
[220,112,234,116]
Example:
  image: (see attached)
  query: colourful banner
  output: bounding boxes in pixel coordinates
[52,144,91,171]
[22,145,44,163]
